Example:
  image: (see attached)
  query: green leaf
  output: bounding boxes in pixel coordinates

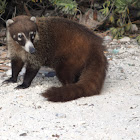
[136,35,140,45]
[125,22,132,31]
[109,15,115,23]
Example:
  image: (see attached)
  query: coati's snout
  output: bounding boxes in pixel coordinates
[25,40,36,54]
[6,16,38,54]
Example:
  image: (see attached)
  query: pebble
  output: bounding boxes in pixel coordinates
[19,133,27,136]
[112,48,119,54]
[55,113,66,118]
[45,71,56,77]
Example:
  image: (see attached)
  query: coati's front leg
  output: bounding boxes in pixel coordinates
[16,64,40,89]
[3,58,24,83]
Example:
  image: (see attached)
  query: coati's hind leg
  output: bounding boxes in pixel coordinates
[55,63,79,85]
[16,64,40,89]
[3,58,24,84]
[42,53,107,102]
[42,63,81,101]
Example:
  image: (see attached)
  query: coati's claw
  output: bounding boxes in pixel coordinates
[15,84,29,89]
[2,78,17,84]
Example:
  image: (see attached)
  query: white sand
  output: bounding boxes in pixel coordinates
[0,38,140,140]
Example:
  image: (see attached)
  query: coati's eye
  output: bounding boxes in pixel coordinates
[18,33,23,41]
[29,31,36,36]
[18,34,22,38]
[29,31,36,41]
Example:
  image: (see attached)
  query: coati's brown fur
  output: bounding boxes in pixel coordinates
[5,15,108,102]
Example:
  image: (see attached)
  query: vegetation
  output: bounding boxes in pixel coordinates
[101,0,140,40]
[0,0,139,43]
[0,0,7,16]
[48,0,78,15]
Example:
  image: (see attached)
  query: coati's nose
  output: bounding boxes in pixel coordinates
[29,47,36,54]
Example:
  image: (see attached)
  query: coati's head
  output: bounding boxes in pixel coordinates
[6,15,39,54]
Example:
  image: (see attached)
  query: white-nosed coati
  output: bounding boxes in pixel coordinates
[4,15,108,102]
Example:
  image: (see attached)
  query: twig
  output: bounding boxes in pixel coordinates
[40,6,48,16]
[129,117,140,122]
[24,3,31,16]
[93,0,115,30]
[12,6,17,18]
[0,15,6,23]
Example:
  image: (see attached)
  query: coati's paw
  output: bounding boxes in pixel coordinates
[15,83,30,89]
[2,78,17,84]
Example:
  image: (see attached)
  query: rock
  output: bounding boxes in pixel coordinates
[112,49,119,54]
[119,37,130,42]
[131,24,138,33]
[104,36,112,42]
[109,41,118,45]
[45,71,56,77]
[113,39,118,42]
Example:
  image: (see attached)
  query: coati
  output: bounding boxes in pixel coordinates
[4,15,108,102]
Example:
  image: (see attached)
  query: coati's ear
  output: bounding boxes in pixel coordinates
[6,19,14,27]
[30,16,36,23]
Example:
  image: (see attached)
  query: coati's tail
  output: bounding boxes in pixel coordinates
[42,56,107,102]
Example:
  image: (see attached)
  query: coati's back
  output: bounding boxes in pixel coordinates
[6,15,107,102]
[36,17,106,67]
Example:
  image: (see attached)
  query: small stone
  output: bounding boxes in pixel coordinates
[52,134,60,138]
[45,71,56,77]
[19,133,27,136]
[55,113,66,118]
[112,49,119,54]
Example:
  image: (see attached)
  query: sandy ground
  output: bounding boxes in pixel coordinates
[0,37,140,140]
